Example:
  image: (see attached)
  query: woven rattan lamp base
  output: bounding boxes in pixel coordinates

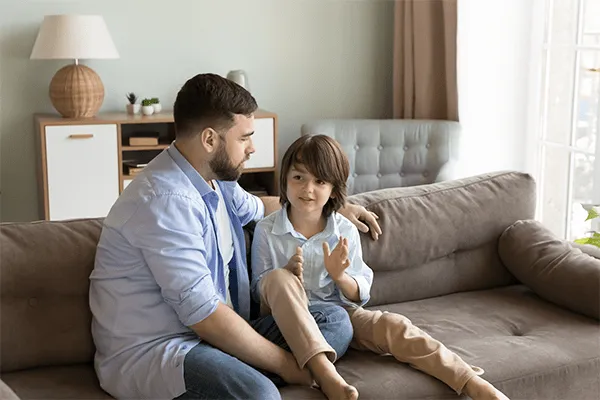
[49,64,105,118]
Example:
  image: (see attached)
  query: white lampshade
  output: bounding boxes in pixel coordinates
[30,15,119,60]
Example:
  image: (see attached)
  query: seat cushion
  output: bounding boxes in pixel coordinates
[2,364,113,400]
[4,287,598,400]
[281,285,600,400]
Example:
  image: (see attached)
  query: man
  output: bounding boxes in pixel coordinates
[89,73,381,400]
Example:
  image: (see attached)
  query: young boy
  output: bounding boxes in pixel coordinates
[251,134,510,400]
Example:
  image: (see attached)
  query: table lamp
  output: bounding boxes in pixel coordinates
[30,15,119,118]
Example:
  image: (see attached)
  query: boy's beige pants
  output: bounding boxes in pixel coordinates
[260,269,482,394]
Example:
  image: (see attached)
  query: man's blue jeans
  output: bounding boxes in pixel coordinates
[174,303,353,400]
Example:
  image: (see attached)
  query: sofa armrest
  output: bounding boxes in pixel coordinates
[498,220,600,320]
[0,379,20,400]
[573,242,600,259]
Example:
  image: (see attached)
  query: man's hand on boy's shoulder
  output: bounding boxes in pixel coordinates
[338,203,381,240]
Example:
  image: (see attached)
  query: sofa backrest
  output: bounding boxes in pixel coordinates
[349,171,536,307]
[301,119,461,194]
[0,218,102,373]
[0,171,536,372]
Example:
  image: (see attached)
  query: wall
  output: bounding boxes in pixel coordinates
[456,0,537,178]
[0,0,394,222]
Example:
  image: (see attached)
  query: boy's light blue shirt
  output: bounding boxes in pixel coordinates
[251,208,373,308]
[89,144,263,400]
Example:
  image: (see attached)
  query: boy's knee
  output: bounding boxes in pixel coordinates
[262,268,301,290]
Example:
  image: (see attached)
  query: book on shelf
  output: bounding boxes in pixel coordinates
[123,160,149,168]
[128,137,159,146]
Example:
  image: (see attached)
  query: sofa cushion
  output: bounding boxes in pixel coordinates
[2,364,111,400]
[348,171,535,306]
[0,219,102,373]
[498,220,600,320]
[281,285,600,400]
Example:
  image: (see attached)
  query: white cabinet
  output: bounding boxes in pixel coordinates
[245,117,275,169]
[43,124,119,220]
[35,110,278,221]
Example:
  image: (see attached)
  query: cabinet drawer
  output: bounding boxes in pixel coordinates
[245,117,275,169]
[45,124,119,220]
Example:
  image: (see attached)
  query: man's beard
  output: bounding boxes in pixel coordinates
[210,141,245,181]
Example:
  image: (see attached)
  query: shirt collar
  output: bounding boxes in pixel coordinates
[167,142,215,198]
[271,206,340,239]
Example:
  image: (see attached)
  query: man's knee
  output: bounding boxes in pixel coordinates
[246,376,281,400]
[311,304,354,355]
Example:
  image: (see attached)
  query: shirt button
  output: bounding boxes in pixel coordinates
[400,171,405,177]
[377,145,383,150]
[403,145,409,151]
[354,145,360,150]
[426,143,431,148]
[353,173,358,177]
[376,173,382,178]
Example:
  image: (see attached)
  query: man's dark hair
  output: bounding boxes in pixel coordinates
[173,73,258,139]
[279,134,350,218]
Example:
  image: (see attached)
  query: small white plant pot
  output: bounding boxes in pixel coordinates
[142,105,154,116]
[152,103,162,113]
[126,104,141,115]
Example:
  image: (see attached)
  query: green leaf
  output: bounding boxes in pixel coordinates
[575,237,600,249]
[585,208,600,221]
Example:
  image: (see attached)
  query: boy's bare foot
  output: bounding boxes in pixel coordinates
[463,376,509,400]
[318,377,358,400]
[307,354,359,400]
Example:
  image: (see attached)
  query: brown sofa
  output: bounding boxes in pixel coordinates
[1,171,599,399]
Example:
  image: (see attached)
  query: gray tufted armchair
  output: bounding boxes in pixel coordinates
[300,119,461,195]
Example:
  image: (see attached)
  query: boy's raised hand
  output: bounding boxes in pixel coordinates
[284,246,304,284]
[322,236,351,281]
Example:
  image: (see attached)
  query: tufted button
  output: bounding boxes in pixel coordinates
[352,172,358,178]
[423,171,429,177]
[400,171,405,177]
[403,145,409,151]
[28,297,38,307]
[354,145,360,150]
[376,173,382,178]
[377,145,383,151]
[426,143,431,149]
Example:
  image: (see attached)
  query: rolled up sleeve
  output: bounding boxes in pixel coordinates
[340,225,374,308]
[231,183,264,225]
[250,222,274,303]
[123,194,219,327]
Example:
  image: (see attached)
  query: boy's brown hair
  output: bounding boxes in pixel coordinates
[279,134,350,217]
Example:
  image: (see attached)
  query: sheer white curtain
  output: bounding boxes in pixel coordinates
[456,0,542,179]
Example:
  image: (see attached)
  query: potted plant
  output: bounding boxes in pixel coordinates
[151,97,162,114]
[141,98,154,116]
[575,205,600,248]
[126,93,140,115]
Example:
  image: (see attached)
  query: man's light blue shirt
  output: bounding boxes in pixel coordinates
[89,144,264,399]
[251,208,373,308]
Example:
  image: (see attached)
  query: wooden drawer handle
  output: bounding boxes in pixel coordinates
[68,134,94,139]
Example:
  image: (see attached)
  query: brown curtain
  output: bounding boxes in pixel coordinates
[393,0,458,121]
